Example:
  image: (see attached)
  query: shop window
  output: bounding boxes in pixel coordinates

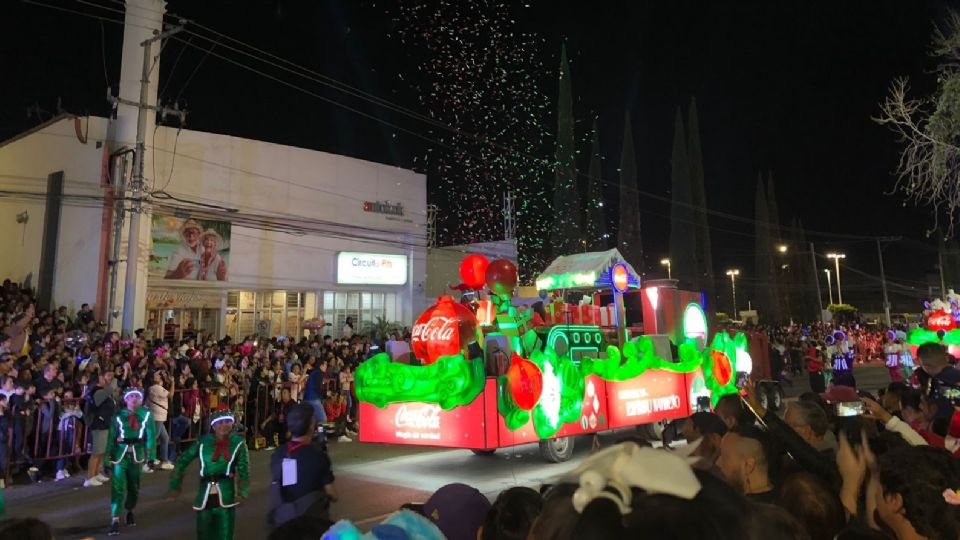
[227,292,239,308]
[323,292,334,311]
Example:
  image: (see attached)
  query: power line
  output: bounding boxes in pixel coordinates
[24,0,922,246]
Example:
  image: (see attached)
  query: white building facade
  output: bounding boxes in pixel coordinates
[0,116,428,341]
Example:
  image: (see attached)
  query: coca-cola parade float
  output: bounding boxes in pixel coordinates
[355,250,756,462]
[907,292,960,360]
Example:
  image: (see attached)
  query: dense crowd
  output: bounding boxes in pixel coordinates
[0,279,411,489]
[2,275,960,539]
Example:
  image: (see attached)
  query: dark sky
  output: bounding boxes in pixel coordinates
[2,0,956,312]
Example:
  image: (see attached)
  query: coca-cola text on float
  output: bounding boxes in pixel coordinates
[394,404,441,430]
[411,295,479,364]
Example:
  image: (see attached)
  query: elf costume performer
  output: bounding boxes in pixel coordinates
[106,386,156,536]
[167,410,250,540]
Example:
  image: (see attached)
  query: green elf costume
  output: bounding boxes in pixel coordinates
[168,410,250,540]
[106,386,156,536]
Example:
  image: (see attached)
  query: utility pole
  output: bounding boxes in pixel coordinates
[107,151,132,327]
[876,237,900,327]
[109,23,185,338]
[810,242,824,322]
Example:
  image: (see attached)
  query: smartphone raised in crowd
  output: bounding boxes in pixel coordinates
[834,401,864,417]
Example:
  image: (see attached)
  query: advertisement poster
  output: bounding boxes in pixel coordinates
[605,370,692,429]
[150,215,231,282]
[358,397,489,449]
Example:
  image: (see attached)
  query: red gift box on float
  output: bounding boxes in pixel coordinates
[568,304,582,325]
[599,304,616,326]
[579,304,600,325]
[545,302,566,325]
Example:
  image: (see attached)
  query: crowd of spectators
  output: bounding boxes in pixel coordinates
[4,274,960,539]
[0,279,414,488]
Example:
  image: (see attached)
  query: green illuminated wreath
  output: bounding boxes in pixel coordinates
[355,352,485,410]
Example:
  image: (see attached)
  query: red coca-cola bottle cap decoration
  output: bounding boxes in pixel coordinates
[411,296,479,364]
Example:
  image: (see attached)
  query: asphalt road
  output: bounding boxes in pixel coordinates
[4,363,893,540]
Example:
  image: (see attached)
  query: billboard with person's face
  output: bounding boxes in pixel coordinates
[149,215,231,281]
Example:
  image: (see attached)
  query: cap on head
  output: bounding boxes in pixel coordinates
[421,483,491,540]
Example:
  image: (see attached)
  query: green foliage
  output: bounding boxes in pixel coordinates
[827,303,858,322]
[359,316,403,345]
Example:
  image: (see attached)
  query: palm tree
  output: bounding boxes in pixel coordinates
[359,316,402,348]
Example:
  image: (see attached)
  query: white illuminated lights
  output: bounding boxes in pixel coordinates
[682,303,708,341]
[735,348,753,376]
[540,362,561,427]
[645,287,659,311]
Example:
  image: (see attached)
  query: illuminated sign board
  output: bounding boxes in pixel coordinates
[336,252,408,285]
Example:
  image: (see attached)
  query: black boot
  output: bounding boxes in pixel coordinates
[125,511,135,526]
[108,520,120,536]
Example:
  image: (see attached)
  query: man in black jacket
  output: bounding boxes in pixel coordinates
[267,404,337,532]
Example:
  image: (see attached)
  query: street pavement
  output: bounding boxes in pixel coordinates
[4,363,893,539]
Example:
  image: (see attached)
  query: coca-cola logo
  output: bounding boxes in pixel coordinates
[394,404,441,430]
[928,310,956,330]
[412,317,456,343]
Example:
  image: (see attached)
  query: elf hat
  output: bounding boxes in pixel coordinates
[209,409,235,427]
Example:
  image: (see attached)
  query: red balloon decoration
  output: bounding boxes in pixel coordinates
[485,259,518,296]
[411,296,479,365]
[459,254,490,290]
[507,353,543,411]
[710,350,733,387]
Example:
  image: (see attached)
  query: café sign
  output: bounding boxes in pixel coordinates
[336,252,408,286]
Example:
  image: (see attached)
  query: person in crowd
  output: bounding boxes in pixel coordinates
[679,411,727,476]
[717,424,780,503]
[147,369,175,470]
[784,400,836,458]
[260,388,297,450]
[267,403,338,530]
[744,502,810,540]
[0,517,54,540]
[302,358,328,426]
[341,317,354,340]
[777,473,846,540]
[105,387,156,536]
[167,409,250,540]
[480,486,543,540]
[417,483,491,540]
[323,390,355,442]
[714,393,749,430]
[84,370,116,488]
[806,339,826,393]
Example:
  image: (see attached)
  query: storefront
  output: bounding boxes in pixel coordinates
[145,289,225,343]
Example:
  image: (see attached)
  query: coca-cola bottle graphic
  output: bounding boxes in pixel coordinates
[411,296,479,364]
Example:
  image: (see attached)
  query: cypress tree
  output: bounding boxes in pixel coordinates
[585,117,607,250]
[618,111,643,270]
[687,98,715,306]
[669,108,697,288]
[549,44,582,257]
[767,173,785,321]
[753,174,779,322]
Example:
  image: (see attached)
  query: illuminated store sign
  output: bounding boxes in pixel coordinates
[336,252,408,285]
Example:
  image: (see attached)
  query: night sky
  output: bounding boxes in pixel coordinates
[2,0,956,312]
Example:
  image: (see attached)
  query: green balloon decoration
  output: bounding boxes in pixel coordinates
[908,328,960,346]
[356,352,485,410]
[580,336,701,381]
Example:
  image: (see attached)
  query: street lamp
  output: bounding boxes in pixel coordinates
[777,244,788,254]
[824,268,834,305]
[660,258,672,280]
[726,269,740,319]
[826,253,846,304]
